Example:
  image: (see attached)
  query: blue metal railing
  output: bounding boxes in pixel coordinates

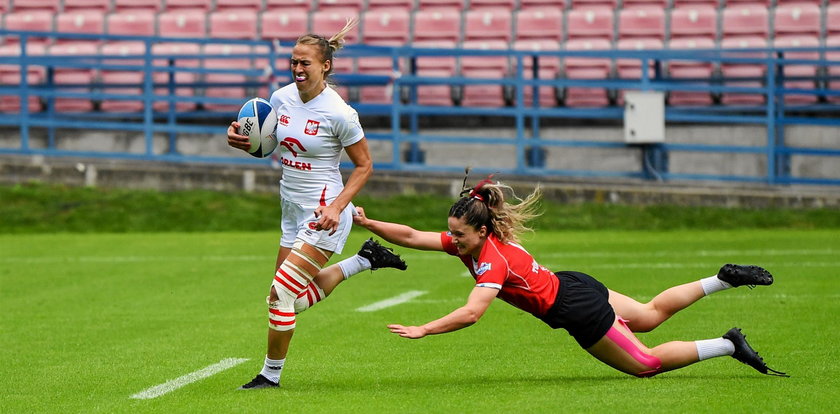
[0,30,838,185]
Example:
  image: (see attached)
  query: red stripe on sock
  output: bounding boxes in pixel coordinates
[273,275,302,296]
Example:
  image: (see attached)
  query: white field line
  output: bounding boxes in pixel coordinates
[130,357,249,400]
[356,290,427,312]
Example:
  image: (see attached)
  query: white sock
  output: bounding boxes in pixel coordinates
[259,356,284,384]
[337,255,371,280]
[700,275,733,295]
[695,338,735,360]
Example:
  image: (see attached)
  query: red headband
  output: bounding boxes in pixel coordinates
[468,174,495,202]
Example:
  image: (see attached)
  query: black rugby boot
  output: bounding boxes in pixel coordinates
[723,328,789,377]
[717,264,773,289]
[358,238,408,270]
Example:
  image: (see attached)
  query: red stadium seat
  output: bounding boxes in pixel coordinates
[363,9,411,45]
[412,9,462,43]
[773,3,821,38]
[563,38,612,107]
[0,0,8,12]
[100,41,147,112]
[667,37,716,106]
[0,43,45,113]
[669,5,717,42]
[826,35,840,104]
[317,0,365,12]
[566,7,614,41]
[55,11,105,44]
[829,5,840,36]
[4,11,53,45]
[152,42,201,112]
[215,0,263,11]
[158,10,207,38]
[622,0,668,8]
[46,42,98,112]
[618,6,665,41]
[774,35,820,105]
[721,4,769,40]
[203,44,254,112]
[570,0,617,10]
[367,0,415,11]
[411,40,457,106]
[64,0,111,12]
[515,8,563,42]
[165,0,213,10]
[724,0,771,6]
[311,9,360,43]
[460,40,509,107]
[357,58,401,104]
[672,0,718,7]
[209,9,259,40]
[520,0,565,9]
[11,0,60,11]
[265,0,312,11]
[113,0,164,12]
[469,0,516,11]
[464,8,513,42]
[616,38,664,106]
[329,54,354,102]
[513,39,561,107]
[261,9,309,42]
[107,11,156,37]
[416,0,465,11]
[720,36,768,106]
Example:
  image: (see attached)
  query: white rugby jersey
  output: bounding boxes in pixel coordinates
[269,83,365,207]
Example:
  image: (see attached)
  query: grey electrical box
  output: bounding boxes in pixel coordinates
[624,91,665,144]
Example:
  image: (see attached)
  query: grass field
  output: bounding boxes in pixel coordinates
[2,229,838,413]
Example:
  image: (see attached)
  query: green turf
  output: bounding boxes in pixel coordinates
[1,230,838,413]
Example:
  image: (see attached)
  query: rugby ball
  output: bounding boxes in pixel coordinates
[237,97,278,158]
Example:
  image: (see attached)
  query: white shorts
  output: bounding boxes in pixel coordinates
[279,198,355,254]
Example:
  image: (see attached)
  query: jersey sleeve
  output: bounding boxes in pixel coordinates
[440,231,459,256]
[473,260,506,290]
[333,104,365,147]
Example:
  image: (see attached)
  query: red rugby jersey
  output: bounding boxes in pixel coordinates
[440,231,559,316]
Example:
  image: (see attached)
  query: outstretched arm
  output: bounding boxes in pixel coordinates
[353,206,443,251]
[387,287,499,339]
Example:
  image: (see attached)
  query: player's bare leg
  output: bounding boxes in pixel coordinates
[608,264,774,333]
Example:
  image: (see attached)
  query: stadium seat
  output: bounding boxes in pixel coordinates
[100,41,148,112]
[622,0,668,8]
[773,3,821,38]
[317,0,366,12]
[667,37,716,106]
[672,0,719,7]
[774,35,820,105]
[520,0,566,9]
[54,11,105,44]
[615,38,664,106]
[463,8,513,42]
[416,0,465,11]
[367,0,415,11]
[0,43,45,113]
[11,0,60,11]
[719,36,768,106]
[512,39,561,107]
[209,9,259,40]
[723,0,771,6]
[0,0,8,12]
[566,8,614,41]
[152,42,200,112]
[329,54,354,102]
[63,0,111,12]
[113,0,164,12]
[826,36,840,104]
[203,44,254,112]
[569,0,618,10]
[165,0,213,10]
[459,40,510,107]
[363,9,411,45]
[265,0,313,12]
[412,9,461,43]
[669,5,717,42]
[3,11,54,45]
[721,4,769,41]
[311,9,360,43]
[107,11,156,37]
[469,0,517,11]
[158,10,208,38]
[563,38,612,107]
[515,8,563,42]
[829,5,840,36]
[357,57,401,104]
[215,0,263,11]
[411,40,457,106]
[260,9,309,42]
[618,6,665,41]
[45,42,98,112]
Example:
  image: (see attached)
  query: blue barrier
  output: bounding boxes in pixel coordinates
[0,30,838,185]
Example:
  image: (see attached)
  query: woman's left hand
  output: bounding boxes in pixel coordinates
[314,204,341,235]
[387,324,427,339]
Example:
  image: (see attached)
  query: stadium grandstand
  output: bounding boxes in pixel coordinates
[0,0,838,187]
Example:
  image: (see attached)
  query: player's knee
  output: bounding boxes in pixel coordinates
[267,290,296,331]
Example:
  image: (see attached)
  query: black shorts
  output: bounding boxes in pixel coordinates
[538,271,616,349]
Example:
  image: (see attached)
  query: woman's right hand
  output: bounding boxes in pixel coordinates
[227,121,251,151]
[352,206,369,227]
